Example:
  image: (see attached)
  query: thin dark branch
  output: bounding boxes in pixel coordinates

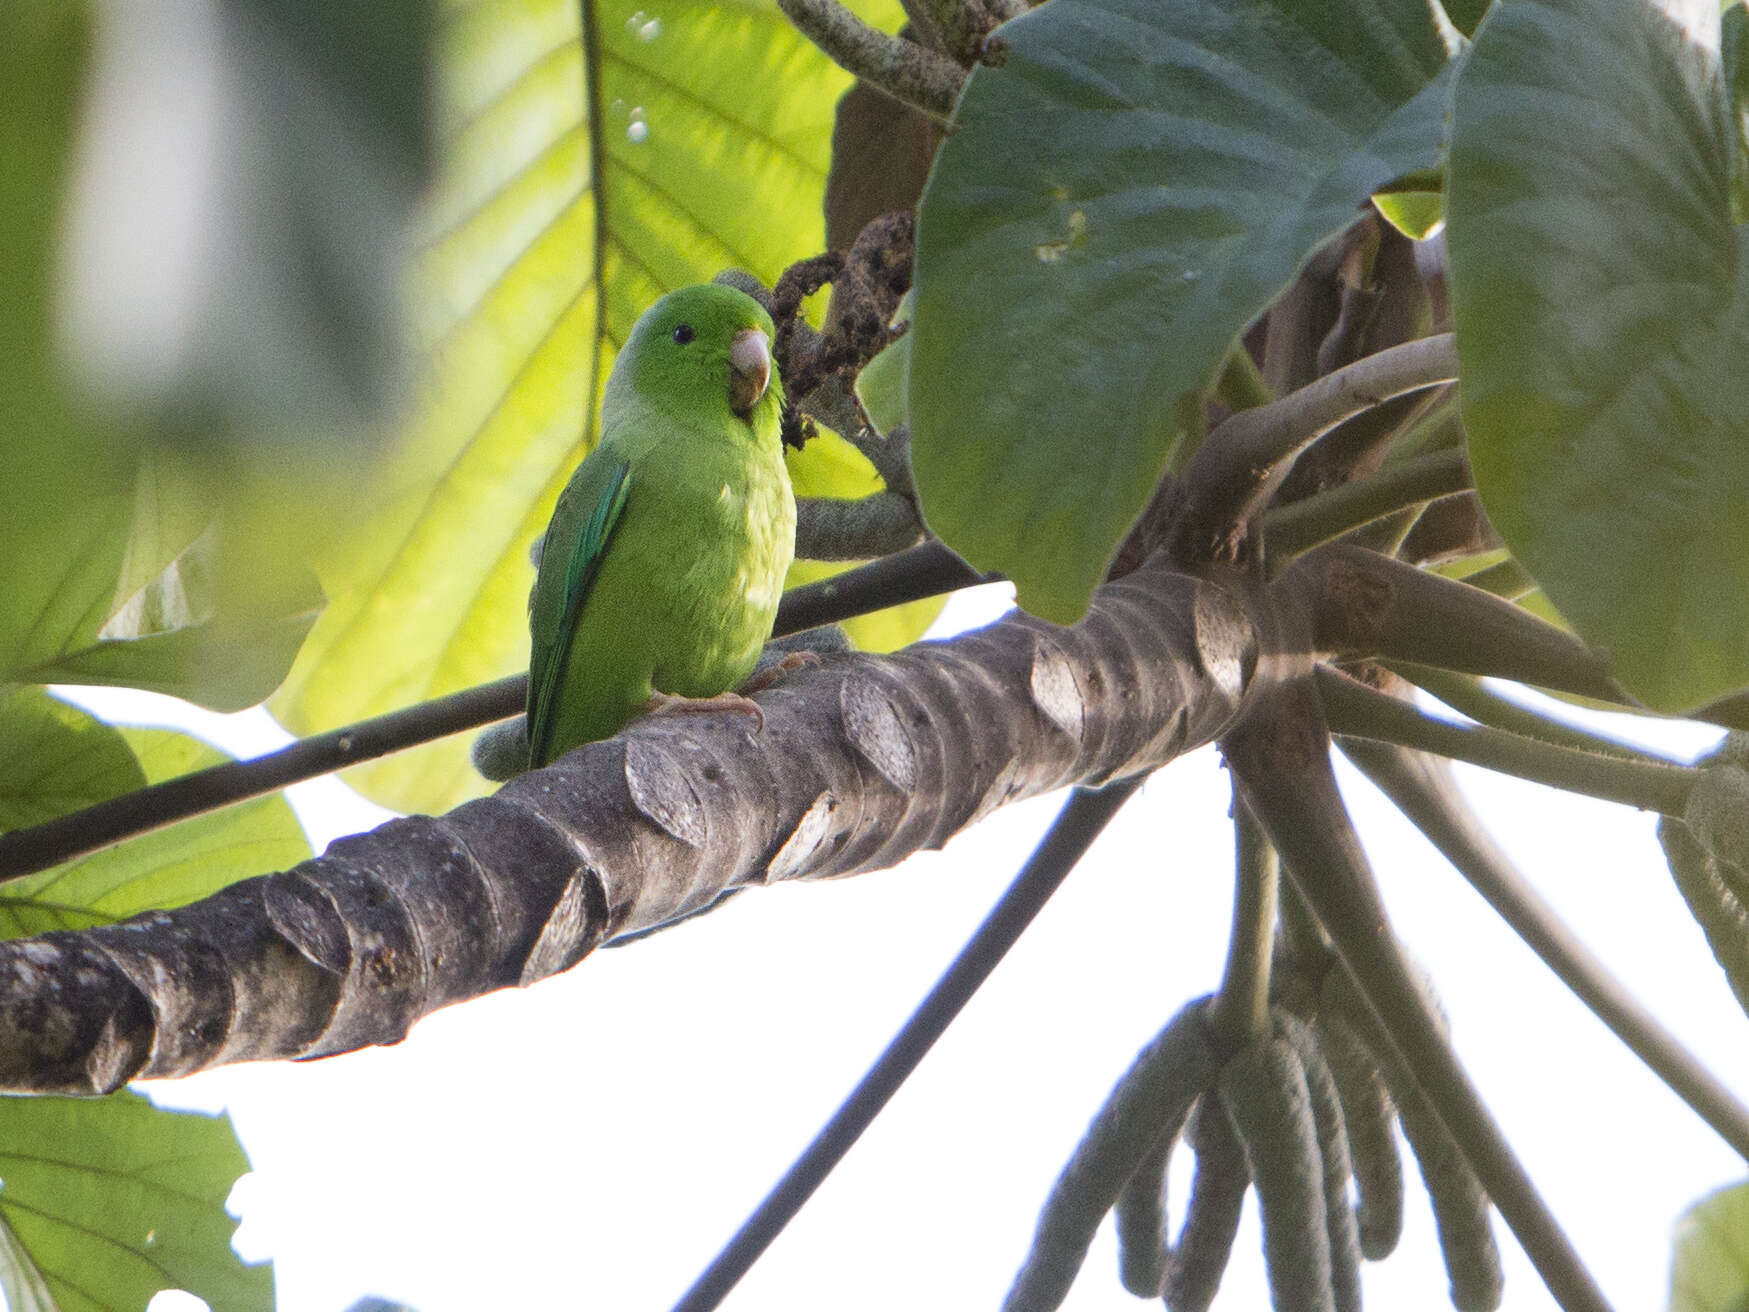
[669,778,1143,1312]
[1223,680,1613,1312]
[0,544,995,881]
[1340,738,1749,1163]
[792,381,919,499]
[0,677,525,881]
[1317,666,1694,816]
[855,420,918,500]
[776,539,995,632]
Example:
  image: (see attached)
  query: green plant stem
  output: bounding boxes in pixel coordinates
[1458,556,1536,601]
[1223,681,1613,1312]
[1381,393,1464,463]
[1177,334,1458,555]
[0,542,994,881]
[1386,662,1676,765]
[1317,666,1694,816]
[1211,797,1279,1050]
[1263,448,1471,560]
[1340,738,1749,1164]
[674,778,1142,1312]
[1293,545,1620,703]
[1217,343,1274,412]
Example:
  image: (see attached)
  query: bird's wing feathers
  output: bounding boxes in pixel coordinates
[527,457,632,766]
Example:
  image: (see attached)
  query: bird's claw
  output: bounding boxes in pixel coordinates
[741,649,820,694]
[644,690,766,734]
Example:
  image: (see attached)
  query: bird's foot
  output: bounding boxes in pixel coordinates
[644,690,766,734]
[741,649,820,694]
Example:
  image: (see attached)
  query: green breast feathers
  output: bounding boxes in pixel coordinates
[524,283,796,769]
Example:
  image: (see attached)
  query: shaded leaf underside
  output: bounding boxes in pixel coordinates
[910,0,1454,623]
[1448,0,1749,711]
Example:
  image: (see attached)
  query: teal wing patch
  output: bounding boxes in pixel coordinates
[527,460,632,767]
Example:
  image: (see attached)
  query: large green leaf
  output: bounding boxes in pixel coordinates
[3,3,409,714]
[0,4,139,700]
[57,0,433,435]
[1447,0,1749,712]
[908,0,1455,624]
[0,1092,271,1312]
[2,453,325,713]
[275,0,899,813]
[1724,2,1749,220]
[0,688,144,833]
[0,698,283,1307]
[0,718,310,938]
[1670,1178,1749,1311]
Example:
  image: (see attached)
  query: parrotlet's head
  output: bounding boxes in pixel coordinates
[611,283,785,431]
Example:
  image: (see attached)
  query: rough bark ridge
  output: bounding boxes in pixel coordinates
[0,556,1260,1095]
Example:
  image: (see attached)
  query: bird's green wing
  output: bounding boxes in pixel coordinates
[527,458,632,767]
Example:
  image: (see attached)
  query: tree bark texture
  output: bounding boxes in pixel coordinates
[0,555,1261,1095]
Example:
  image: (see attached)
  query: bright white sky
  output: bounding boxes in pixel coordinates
[59,584,1749,1312]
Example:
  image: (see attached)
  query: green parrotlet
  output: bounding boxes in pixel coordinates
[524,283,796,768]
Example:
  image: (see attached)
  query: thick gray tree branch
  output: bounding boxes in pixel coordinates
[0,553,1259,1095]
[0,544,989,877]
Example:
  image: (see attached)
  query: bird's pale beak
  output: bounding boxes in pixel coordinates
[728,328,772,417]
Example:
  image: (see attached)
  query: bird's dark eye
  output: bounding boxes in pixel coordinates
[672,323,695,345]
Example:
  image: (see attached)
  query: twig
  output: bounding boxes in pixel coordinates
[1340,738,1749,1164]
[794,379,920,500]
[775,0,965,119]
[774,538,994,632]
[1385,663,1677,765]
[1317,666,1694,815]
[795,492,926,559]
[859,420,918,498]
[1211,796,1278,1050]
[1263,448,1471,561]
[1459,557,1536,601]
[1175,335,1458,560]
[0,676,525,882]
[0,543,996,880]
[910,0,997,63]
[672,778,1143,1312]
[1223,680,1614,1312]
